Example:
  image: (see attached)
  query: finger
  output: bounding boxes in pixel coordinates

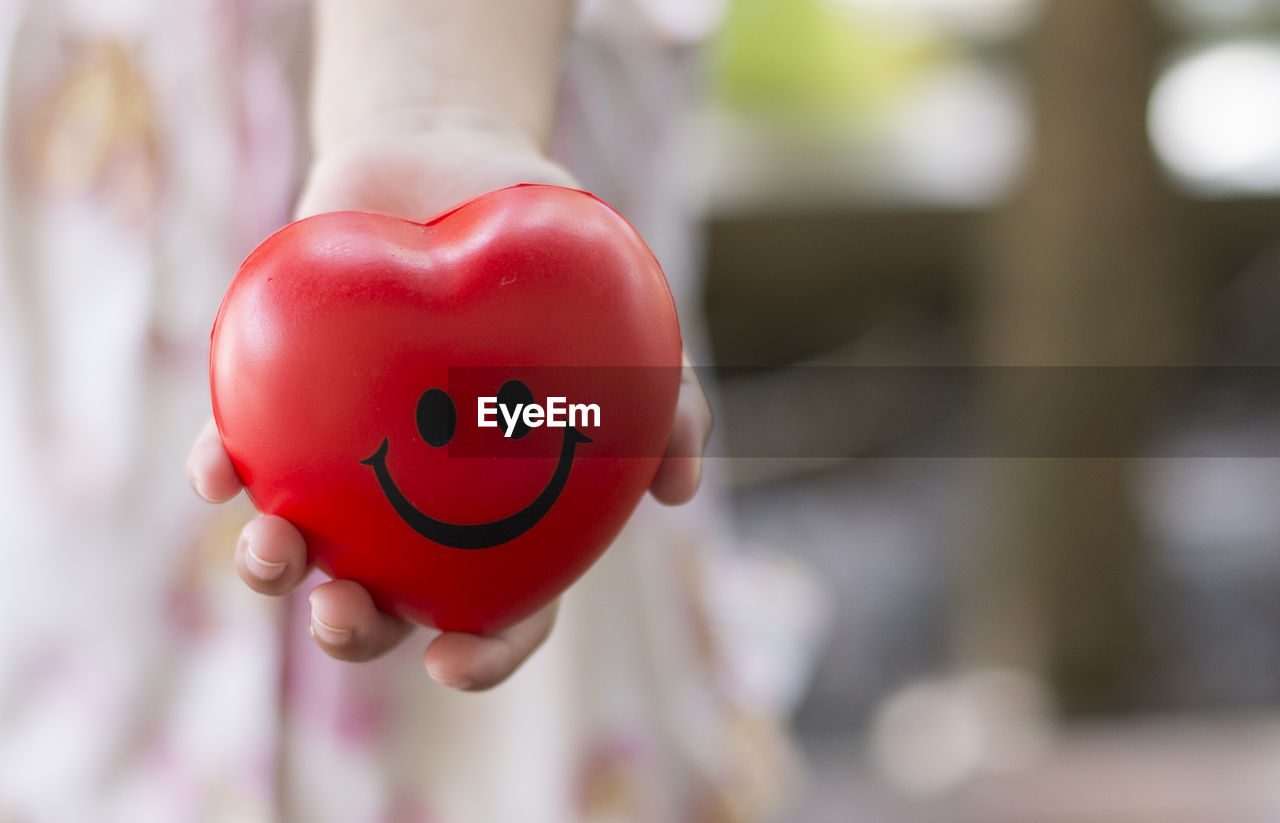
[308,579,413,662]
[649,357,712,506]
[423,600,558,691]
[235,515,310,596]
[186,418,242,503]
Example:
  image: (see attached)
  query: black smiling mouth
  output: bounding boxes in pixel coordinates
[361,424,591,550]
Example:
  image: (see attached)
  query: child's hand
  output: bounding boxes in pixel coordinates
[185,123,711,690]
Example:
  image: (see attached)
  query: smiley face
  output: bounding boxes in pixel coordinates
[361,380,591,550]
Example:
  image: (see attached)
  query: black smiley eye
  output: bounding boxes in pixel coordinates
[416,388,456,447]
[497,379,534,439]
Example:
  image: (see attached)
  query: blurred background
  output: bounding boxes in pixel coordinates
[699,0,1280,820]
[11,0,1280,819]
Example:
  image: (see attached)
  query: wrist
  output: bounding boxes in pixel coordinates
[312,104,543,162]
[311,0,572,162]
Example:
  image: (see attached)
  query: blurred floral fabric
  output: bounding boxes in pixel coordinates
[0,1,804,821]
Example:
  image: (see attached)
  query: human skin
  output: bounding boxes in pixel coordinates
[185,0,711,691]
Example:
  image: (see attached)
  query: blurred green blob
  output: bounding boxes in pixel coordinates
[712,0,950,120]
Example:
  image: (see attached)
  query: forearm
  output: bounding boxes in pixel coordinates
[311,0,575,154]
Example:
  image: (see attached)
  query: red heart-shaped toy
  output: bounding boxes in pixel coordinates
[210,184,682,633]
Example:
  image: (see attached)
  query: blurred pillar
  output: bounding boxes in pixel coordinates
[965,0,1195,714]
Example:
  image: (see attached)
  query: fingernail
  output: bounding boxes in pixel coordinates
[191,472,209,501]
[243,537,287,580]
[310,609,353,646]
[427,665,473,691]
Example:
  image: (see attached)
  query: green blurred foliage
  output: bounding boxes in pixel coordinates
[711,0,952,120]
